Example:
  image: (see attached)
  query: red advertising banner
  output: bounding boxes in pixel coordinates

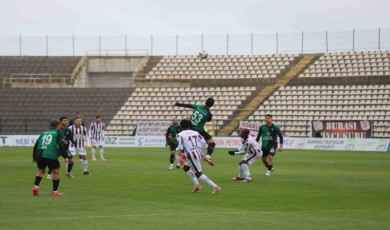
[311,120,372,138]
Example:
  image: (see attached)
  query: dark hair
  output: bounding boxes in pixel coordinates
[50,119,60,128]
[180,119,191,130]
[265,114,272,118]
[96,115,101,119]
[240,128,250,140]
[59,116,67,121]
[205,97,215,107]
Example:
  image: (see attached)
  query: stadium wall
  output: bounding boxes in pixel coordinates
[1,135,388,152]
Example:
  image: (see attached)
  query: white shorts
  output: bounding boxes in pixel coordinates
[242,153,262,165]
[91,139,104,147]
[184,154,203,174]
[69,147,87,156]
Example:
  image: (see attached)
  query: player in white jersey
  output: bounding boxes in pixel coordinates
[228,129,263,182]
[69,117,91,175]
[89,115,106,161]
[177,119,221,194]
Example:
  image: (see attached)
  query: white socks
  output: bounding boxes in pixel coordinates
[176,154,180,166]
[238,165,244,178]
[241,164,251,180]
[91,149,96,159]
[199,174,217,189]
[82,159,88,172]
[186,170,199,186]
[100,148,104,159]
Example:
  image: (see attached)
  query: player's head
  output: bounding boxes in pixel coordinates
[186,114,191,121]
[50,119,61,130]
[75,117,81,126]
[96,115,101,123]
[180,119,191,130]
[240,128,250,141]
[59,116,68,127]
[205,97,214,108]
[265,114,273,125]
[172,117,178,126]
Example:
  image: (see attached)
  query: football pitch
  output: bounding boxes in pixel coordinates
[0,147,389,230]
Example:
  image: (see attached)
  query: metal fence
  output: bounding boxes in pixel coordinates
[0,28,389,56]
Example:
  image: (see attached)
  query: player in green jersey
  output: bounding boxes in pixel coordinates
[165,117,183,170]
[255,114,284,176]
[174,97,215,166]
[32,119,68,196]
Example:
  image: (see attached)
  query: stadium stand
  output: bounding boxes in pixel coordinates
[0,56,81,87]
[0,88,133,134]
[144,54,299,79]
[0,50,389,138]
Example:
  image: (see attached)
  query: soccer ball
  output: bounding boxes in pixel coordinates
[198,50,208,59]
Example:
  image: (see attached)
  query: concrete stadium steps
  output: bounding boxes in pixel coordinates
[0,88,133,134]
[218,54,319,136]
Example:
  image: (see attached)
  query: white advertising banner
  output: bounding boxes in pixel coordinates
[239,121,262,137]
[0,135,389,152]
[135,120,171,136]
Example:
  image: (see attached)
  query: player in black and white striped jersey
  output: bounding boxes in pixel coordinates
[89,115,106,161]
[69,117,91,175]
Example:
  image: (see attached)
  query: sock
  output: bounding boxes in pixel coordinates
[238,165,244,178]
[186,170,199,186]
[48,169,52,175]
[52,179,60,191]
[241,164,251,180]
[82,159,88,172]
[34,176,42,187]
[175,154,180,166]
[267,164,273,171]
[67,163,74,173]
[169,154,174,164]
[199,174,217,189]
[100,148,104,158]
[79,155,82,159]
[91,149,96,158]
[207,143,215,156]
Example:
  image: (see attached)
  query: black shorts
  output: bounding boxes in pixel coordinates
[169,143,178,151]
[261,146,277,157]
[198,131,212,142]
[37,157,60,171]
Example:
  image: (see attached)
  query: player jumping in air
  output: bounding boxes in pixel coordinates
[174,97,216,166]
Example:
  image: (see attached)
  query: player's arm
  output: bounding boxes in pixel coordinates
[199,134,206,156]
[207,111,213,122]
[177,134,184,151]
[89,124,94,139]
[174,102,193,109]
[32,136,41,162]
[276,126,284,151]
[83,128,91,147]
[57,133,68,159]
[228,143,246,156]
[67,128,76,146]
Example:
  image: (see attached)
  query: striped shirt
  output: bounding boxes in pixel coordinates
[177,130,206,160]
[235,136,262,156]
[69,125,90,148]
[89,122,105,140]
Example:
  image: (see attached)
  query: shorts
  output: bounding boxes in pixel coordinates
[37,157,60,171]
[91,139,104,147]
[184,152,203,174]
[261,146,277,157]
[169,142,178,151]
[69,147,87,156]
[197,131,212,142]
[242,153,262,165]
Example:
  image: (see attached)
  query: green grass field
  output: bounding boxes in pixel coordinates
[0,147,389,230]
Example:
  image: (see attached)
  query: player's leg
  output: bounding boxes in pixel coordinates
[183,164,201,192]
[168,143,176,170]
[261,148,273,176]
[91,140,97,160]
[46,168,52,180]
[232,158,244,181]
[78,148,89,175]
[32,158,46,195]
[190,157,220,194]
[66,155,75,178]
[99,142,105,160]
[49,160,63,195]
[240,154,260,182]
[266,147,276,175]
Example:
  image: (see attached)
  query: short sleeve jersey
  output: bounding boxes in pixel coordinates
[36,129,60,160]
[257,124,283,148]
[166,125,182,145]
[190,104,211,132]
[58,127,73,147]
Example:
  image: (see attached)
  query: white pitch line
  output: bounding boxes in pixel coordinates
[1,209,388,222]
